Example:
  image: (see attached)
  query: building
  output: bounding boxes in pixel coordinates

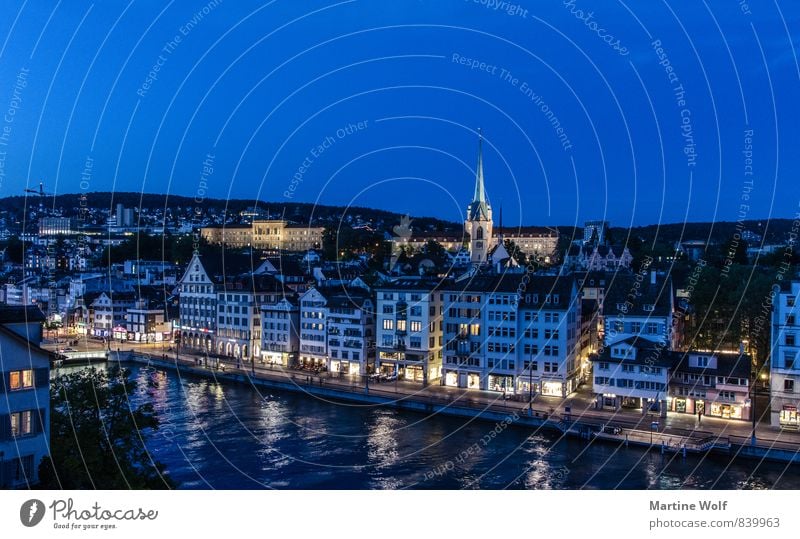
[325,286,375,376]
[583,220,609,244]
[89,291,136,339]
[261,296,300,367]
[441,273,582,397]
[176,252,253,353]
[215,274,292,361]
[375,279,446,385]
[591,337,671,415]
[0,305,51,487]
[38,216,78,237]
[669,350,751,421]
[125,299,171,343]
[387,135,558,263]
[298,287,329,368]
[601,270,679,351]
[770,280,800,428]
[201,220,324,252]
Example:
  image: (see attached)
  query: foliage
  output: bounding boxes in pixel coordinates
[38,365,174,489]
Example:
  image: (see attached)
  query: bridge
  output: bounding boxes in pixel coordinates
[52,350,109,366]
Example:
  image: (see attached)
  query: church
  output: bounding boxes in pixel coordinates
[464,133,558,266]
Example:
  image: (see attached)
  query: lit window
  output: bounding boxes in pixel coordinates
[9,370,34,391]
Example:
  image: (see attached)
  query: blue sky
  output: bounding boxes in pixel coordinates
[0,0,798,227]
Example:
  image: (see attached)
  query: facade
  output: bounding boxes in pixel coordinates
[668,350,751,421]
[583,220,609,244]
[0,306,50,487]
[261,297,300,366]
[215,275,291,361]
[296,285,376,375]
[326,288,375,376]
[201,220,324,252]
[125,300,171,342]
[591,337,671,415]
[442,274,582,397]
[601,270,679,351]
[770,280,800,428]
[89,291,136,338]
[375,279,445,385]
[298,287,329,368]
[176,253,218,352]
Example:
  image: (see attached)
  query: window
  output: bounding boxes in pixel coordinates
[785,353,796,370]
[9,370,34,391]
[646,323,658,335]
[382,319,394,330]
[785,379,795,393]
[470,324,480,336]
[410,320,422,333]
[10,410,34,437]
[397,320,407,332]
[382,305,394,314]
[787,334,796,346]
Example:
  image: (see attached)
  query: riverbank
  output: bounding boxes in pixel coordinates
[96,350,800,465]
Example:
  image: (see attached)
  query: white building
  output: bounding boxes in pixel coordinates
[215,274,291,361]
[601,270,679,351]
[261,297,300,366]
[90,291,136,339]
[0,306,51,487]
[125,300,171,343]
[298,288,329,368]
[770,280,800,428]
[325,287,375,376]
[375,279,444,385]
[176,253,219,352]
[442,274,582,397]
[591,337,671,415]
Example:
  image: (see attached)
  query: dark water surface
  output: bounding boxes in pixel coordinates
[87,365,800,489]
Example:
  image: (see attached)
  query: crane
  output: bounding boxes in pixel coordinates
[24,181,55,215]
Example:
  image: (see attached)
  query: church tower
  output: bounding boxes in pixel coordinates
[465,131,493,265]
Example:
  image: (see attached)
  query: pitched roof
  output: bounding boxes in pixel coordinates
[603,272,673,317]
[0,305,46,323]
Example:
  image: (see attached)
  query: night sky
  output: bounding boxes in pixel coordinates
[0,0,797,227]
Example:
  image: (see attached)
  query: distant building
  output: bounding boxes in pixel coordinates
[201,220,324,252]
[770,280,800,428]
[0,305,51,487]
[38,216,78,236]
[261,296,300,367]
[583,220,609,244]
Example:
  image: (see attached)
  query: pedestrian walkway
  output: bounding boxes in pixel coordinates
[125,348,800,453]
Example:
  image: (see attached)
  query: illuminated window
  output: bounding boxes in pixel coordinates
[10,410,33,437]
[382,319,394,330]
[470,324,480,336]
[396,320,407,332]
[9,370,34,391]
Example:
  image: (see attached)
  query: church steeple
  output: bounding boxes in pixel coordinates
[467,130,491,222]
[465,129,493,265]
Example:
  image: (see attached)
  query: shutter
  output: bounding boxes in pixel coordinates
[34,409,45,434]
[0,414,9,441]
[35,368,49,388]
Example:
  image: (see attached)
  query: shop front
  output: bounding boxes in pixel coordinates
[709,401,744,420]
[488,374,514,393]
[444,371,459,387]
[780,405,800,429]
[467,372,480,389]
[541,380,564,397]
[400,365,424,382]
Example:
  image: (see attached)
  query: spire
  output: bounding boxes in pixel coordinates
[468,129,491,221]
[473,128,485,204]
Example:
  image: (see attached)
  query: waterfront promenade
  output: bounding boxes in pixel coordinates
[60,342,798,463]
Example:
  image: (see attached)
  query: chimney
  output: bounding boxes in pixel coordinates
[650,270,656,285]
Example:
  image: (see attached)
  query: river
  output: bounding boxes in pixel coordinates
[67,364,800,489]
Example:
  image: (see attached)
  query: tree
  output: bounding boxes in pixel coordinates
[38,365,174,489]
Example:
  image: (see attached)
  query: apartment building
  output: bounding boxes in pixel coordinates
[375,279,445,385]
[669,350,751,421]
[439,273,581,396]
[601,270,679,351]
[770,280,800,428]
[215,274,293,361]
[0,306,51,487]
[261,296,300,367]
